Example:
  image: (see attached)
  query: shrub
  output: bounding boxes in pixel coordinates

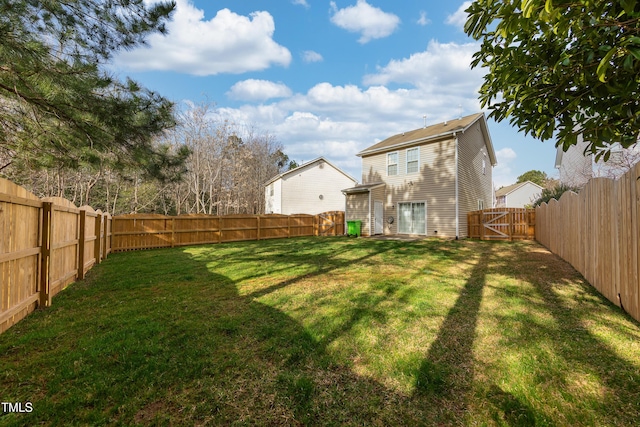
[532,184,581,207]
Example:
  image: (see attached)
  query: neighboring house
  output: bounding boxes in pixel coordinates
[264,157,357,215]
[342,113,497,238]
[494,181,543,208]
[555,135,640,187]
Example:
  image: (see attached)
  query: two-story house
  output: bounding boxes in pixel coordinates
[265,157,357,215]
[494,181,543,208]
[555,135,640,187]
[342,113,497,238]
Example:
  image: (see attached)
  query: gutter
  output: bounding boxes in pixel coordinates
[357,128,465,157]
[455,132,459,240]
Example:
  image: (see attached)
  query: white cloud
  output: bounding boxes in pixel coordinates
[329,0,400,44]
[446,1,472,31]
[302,50,324,63]
[417,11,431,26]
[202,40,491,179]
[363,40,483,96]
[292,0,309,7]
[226,79,292,101]
[115,1,291,75]
[493,148,518,188]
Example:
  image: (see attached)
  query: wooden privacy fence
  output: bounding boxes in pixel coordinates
[536,163,640,324]
[111,211,345,252]
[468,208,536,240]
[0,178,112,333]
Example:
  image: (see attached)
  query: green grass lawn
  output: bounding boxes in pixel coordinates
[1,237,639,426]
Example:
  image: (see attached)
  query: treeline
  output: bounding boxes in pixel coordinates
[0,1,294,213]
[2,104,294,215]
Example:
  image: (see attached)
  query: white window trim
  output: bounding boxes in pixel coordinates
[478,199,484,210]
[406,147,419,174]
[397,201,427,235]
[387,151,399,176]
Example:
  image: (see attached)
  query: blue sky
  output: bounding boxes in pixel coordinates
[112,0,559,187]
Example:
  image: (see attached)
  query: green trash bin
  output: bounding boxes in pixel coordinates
[347,220,362,237]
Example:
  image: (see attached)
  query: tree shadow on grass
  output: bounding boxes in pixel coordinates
[0,238,433,426]
[463,241,640,426]
[496,243,640,426]
[1,239,639,426]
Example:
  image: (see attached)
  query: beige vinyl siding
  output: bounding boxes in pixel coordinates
[280,161,356,215]
[345,193,370,236]
[457,120,493,236]
[363,137,457,237]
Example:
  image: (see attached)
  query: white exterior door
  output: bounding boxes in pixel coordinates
[374,200,384,235]
[398,202,426,235]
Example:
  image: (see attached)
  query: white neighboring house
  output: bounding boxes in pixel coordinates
[555,135,640,187]
[264,157,358,215]
[494,181,543,208]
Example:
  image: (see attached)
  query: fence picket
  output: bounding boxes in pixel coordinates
[535,166,640,324]
[109,211,345,251]
[467,208,535,240]
[0,179,113,334]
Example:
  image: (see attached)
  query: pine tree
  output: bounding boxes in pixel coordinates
[0,0,187,178]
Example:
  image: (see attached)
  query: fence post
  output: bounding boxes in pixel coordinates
[480,211,485,240]
[509,210,514,241]
[94,213,102,264]
[171,216,175,248]
[39,202,53,308]
[287,215,291,238]
[102,213,109,259]
[257,215,261,240]
[78,209,86,280]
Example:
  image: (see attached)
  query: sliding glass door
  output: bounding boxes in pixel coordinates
[398,202,426,235]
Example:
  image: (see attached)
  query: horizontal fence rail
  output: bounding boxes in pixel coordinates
[536,163,640,324]
[111,211,345,252]
[0,179,112,334]
[1,174,345,335]
[468,208,536,240]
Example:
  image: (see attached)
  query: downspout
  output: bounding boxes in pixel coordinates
[343,191,347,236]
[454,132,459,240]
[368,189,372,237]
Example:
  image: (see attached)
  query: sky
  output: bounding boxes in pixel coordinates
[111,0,559,188]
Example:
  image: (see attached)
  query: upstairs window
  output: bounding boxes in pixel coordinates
[387,152,398,176]
[406,148,419,174]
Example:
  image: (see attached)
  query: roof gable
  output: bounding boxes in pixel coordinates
[495,181,544,197]
[264,156,357,187]
[358,112,497,165]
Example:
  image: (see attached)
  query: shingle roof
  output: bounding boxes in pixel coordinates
[264,156,357,187]
[358,113,493,161]
[495,181,544,197]
[341,182,385,194]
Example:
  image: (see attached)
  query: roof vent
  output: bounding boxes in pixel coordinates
[319,162,324,169]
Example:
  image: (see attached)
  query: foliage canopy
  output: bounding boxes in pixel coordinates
[0,0,187,178]
[516,169,548,186]
[465,0,640,160]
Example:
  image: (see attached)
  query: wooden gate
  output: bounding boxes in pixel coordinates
[316,211,345,236]
[467,208,535,240]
